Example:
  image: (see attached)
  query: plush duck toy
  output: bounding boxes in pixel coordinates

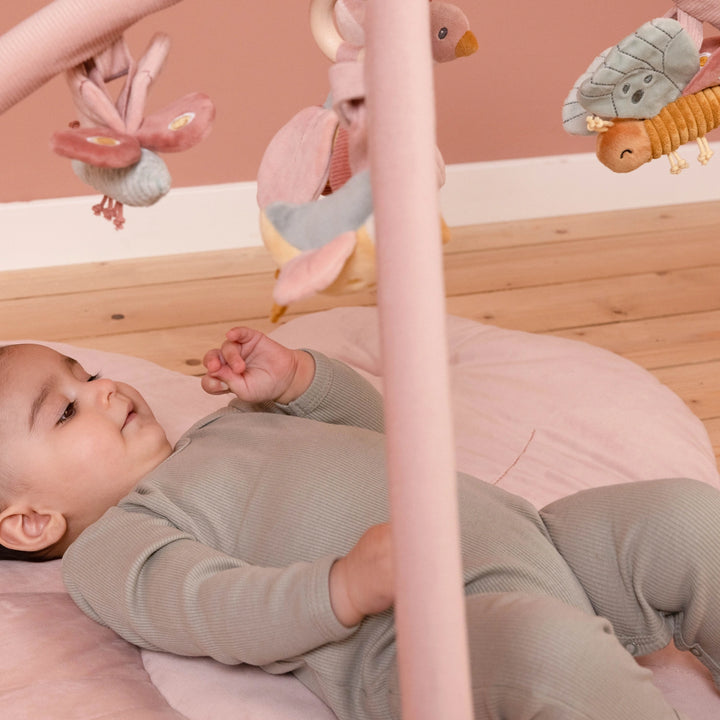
[258,0,477,322]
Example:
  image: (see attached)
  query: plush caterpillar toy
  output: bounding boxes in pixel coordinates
[586,84,720,174]
[563,2,720,174]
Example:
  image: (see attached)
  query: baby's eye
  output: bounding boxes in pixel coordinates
[56,372,100,425]
[58,402,76,425]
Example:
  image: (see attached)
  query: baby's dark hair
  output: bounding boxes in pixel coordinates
[0,544,53,562]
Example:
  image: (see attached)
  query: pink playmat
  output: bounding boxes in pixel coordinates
[1,307,718,719]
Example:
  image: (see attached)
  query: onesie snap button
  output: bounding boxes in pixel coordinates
[691,647,703,657]
[625,642,638,655]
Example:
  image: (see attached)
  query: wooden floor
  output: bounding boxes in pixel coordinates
[3,199,720,460]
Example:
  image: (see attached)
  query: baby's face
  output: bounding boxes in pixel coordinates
[0,344,172,542]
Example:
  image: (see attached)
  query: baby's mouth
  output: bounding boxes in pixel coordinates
[122,406,137,429]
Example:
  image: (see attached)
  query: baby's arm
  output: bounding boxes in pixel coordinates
[201,326,315,404]
[64,509,394,664]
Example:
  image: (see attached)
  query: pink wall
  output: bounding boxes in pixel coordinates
[0,0,669,203]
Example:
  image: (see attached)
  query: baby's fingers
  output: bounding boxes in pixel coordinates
[201,373,230,395]
[202,348,232,394]
[220,340,248,375]
[202,347,226,373]
[225,326,257,343]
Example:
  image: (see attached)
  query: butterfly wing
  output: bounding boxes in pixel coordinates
[578,19,699,119]
[136,92,215,153]
[51,126,142,168]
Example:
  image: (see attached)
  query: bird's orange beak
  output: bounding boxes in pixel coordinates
[455,30,478,58]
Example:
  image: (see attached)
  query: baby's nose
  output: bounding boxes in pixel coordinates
[93,378,118,406]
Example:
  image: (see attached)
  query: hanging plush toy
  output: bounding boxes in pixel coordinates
[562,1,720,174]
[311,0,479,63]
[51,34,215,229]
[257,0,477,322]
[0,1,212,227]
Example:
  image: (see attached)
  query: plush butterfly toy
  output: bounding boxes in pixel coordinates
[51,33,215,229]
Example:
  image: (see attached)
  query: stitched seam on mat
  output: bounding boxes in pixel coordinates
[493,429,536,486]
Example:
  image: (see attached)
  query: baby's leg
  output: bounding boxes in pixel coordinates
[540,477,720,689]
[386,591,687,719]
[463,592,688,719]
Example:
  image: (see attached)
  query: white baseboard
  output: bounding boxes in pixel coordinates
[3,146,720,271]
[0,183,261,271]
[439,142,720,226]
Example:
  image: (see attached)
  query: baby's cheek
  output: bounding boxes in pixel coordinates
[73,427,121,464]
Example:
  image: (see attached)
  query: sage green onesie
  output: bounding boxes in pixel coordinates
[63,351,720,719]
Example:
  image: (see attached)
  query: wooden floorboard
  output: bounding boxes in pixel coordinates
[3,198,720,460]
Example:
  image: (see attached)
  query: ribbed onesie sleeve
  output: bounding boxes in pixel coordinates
[243,349,385,432]
[62,509,354,665]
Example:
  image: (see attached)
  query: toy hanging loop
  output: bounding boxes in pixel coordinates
[0,0,183,116]
[310,0,343,61]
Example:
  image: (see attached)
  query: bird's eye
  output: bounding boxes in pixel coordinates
[438,27,448,40]
[620,148,634,158]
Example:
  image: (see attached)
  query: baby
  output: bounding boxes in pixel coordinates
[0,327,719,720]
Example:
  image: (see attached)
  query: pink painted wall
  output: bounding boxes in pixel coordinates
[0,0,671,203]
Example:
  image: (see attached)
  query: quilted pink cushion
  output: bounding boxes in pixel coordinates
[1,560,185,719]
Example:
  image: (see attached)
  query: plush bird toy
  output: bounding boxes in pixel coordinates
[312,0,479,63]
[257,0,478,322]
[563,1,720,174]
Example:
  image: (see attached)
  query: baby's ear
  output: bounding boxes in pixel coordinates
[0,507,67,553]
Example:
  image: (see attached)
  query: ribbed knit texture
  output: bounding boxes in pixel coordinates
[71,149,171,207]
[0,0,180,115]
[675,0,720,29]
[541,478,720,687]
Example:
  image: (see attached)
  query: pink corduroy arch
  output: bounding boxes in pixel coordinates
[0,1,473,718]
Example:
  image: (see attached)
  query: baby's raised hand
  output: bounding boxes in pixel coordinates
[201,327,315,404]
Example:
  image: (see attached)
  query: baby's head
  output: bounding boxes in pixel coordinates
[0,344,172,561]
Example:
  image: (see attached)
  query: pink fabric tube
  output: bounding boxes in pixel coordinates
[364,1,474,718]
[0,0,182,115]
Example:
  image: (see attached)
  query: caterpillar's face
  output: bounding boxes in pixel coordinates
[595,119,652,173]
